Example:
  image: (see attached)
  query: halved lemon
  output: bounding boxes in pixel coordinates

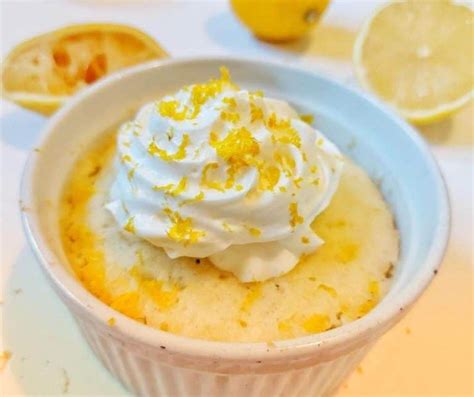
[1,23,168,115]
[353,1,473,124]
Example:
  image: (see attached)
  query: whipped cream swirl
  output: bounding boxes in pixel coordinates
[106,69,344,282]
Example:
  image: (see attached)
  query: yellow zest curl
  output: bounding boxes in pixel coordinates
[163,208,206,245]
[266,113,301,148]
[289,202,304,228]
[148,134,189,161]
[153,177,188,197]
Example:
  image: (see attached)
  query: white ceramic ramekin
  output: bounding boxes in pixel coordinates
[21,57,450,397]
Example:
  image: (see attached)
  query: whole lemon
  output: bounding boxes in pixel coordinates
[230,0,331,42]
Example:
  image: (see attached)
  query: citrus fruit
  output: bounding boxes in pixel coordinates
[353,0,473,124]
[230,0,331,42]
[1,23,168,115]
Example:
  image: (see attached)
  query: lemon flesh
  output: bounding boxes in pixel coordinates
[354,1,473,124]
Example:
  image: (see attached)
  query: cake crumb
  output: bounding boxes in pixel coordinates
[61,368,70,393]
[19,200,30,212]
[384,262,394,279]
[299,114,314,124]
[0,351,12,371]
[107,317,116,327]
[347,138,357,150]
[88,165,102,178]
[373,177,383,188]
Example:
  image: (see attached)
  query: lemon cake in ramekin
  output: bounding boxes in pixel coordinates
[22,57,450,397]
[59,68,398,342]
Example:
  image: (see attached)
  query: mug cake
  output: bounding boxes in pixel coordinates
[60,67,399,342]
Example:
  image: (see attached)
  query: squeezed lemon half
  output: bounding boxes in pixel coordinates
[1,23,168,115]
[353,0,473,124]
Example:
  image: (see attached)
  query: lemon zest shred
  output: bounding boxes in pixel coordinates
[210,127,260,167]
[251,90,264,98]
[223,222,233,232]
[153,177,188,197]
[201,162,225,191]
[318,284,338,298]
[289,202,304,228]
[148,134,190,161]
[274,151,296,177]
[157,67,238,121]
[250,102,264,123]
[223,96,237,109]
[300,114,314,124]
[121,154,132,163]
[163,208,206,245]
[158,100,189,121]
[257,163,280,191]
[124,217,136,234]
[127,166,136,181]
[245,226,262,237]
[293,177,303,188]
[180,191,205,207]
[266,112,301,148]
[220,110,240,123]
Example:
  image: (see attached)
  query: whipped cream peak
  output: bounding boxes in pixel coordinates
[106,68,344,282]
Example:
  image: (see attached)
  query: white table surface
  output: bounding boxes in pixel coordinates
[1,1,472,396]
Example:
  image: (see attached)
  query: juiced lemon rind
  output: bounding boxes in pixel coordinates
[1,23,168,115]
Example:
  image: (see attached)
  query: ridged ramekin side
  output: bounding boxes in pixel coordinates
[75,315,370,397]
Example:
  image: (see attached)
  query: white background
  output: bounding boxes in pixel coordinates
[1,0,472,396]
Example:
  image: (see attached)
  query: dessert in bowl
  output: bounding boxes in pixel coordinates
[21,58,449,396]
[60,67,398,341]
